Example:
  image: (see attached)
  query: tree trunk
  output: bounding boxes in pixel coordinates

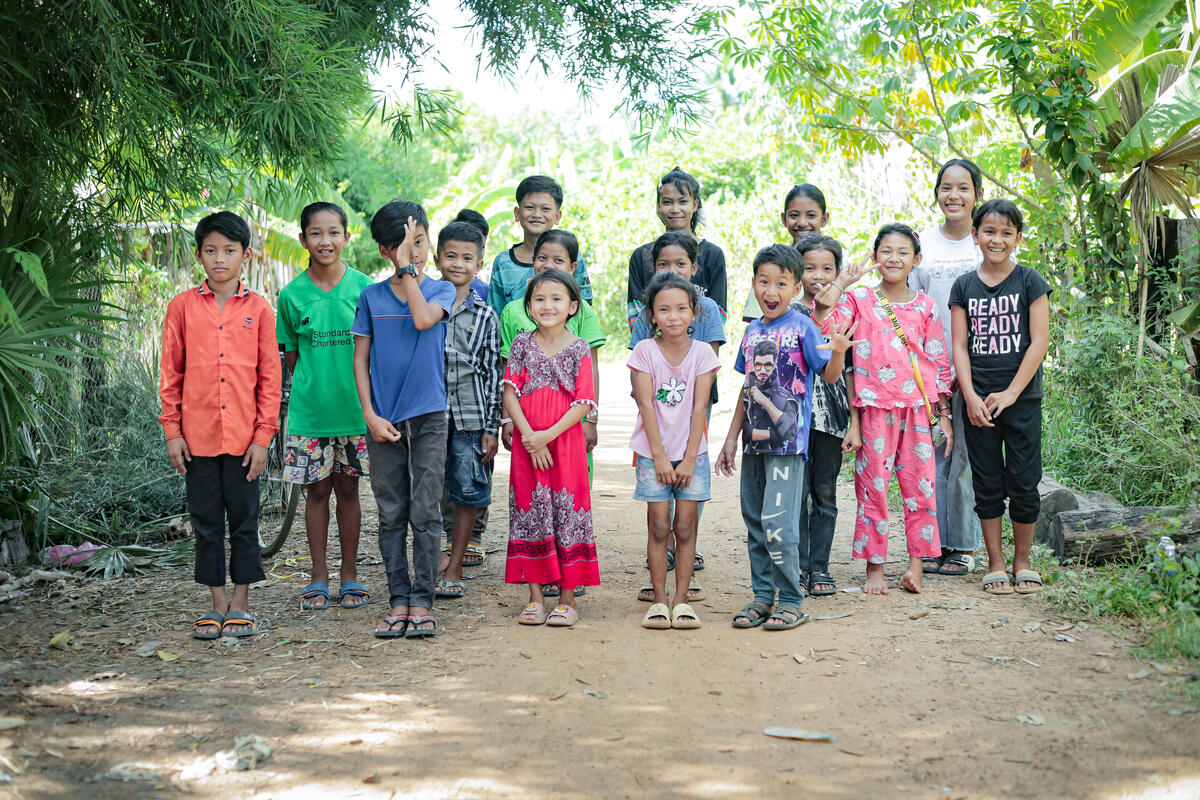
[1034,476,1118,553]
[1050,506,1200,564]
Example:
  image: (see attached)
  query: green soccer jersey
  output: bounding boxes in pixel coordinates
[277,267,375,437]
[499,297,607,358]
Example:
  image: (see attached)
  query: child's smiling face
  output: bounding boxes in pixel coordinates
[973,212,1022,268]
[656,183,696,232]
[533,241,575,275]
[874,232,921,286]
[800,247,839,301]
[527,278,577,330]
[937,165,979,224]
[515,192,563,237]
[653,244,697,279]
[299,209,348,270]
[435,239,482,287]
[649,286,696,340]
[781,194,828,242]
[753,261,802,321]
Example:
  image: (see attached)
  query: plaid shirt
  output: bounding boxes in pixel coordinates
[444,288,503,434]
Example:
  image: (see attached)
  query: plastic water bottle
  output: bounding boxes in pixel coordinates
[1153,535,1179,577]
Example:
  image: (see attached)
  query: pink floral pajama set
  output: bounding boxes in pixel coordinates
[823,287,952,564]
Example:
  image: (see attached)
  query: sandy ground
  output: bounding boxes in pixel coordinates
[1,362,1198,799]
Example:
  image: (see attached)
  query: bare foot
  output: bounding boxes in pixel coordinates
[863,564,889,595]
[900,570,922,593]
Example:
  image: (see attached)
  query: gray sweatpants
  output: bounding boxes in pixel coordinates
[934,391,981,553]
[741,452,806,608]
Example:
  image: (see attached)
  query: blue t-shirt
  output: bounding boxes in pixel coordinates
[734,309,831,457]
[351,276,456,424]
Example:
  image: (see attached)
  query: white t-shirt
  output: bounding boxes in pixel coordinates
[910,225,982,346]
[627,338,721,461]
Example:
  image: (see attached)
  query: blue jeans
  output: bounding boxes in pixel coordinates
[798,430,841,575]
[935,391,981,553]
[741,452,805,607]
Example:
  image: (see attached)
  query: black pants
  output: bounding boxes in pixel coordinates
[798,429,842,575]
[962,398,1042,524]
[186,454,265,587]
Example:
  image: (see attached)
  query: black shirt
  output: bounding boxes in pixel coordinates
[626,237,728,318]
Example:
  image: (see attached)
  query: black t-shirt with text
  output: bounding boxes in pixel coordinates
[948,264,1051,401]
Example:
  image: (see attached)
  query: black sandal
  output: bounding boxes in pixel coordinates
[922,555,946,574]
[808,571,837,596]
[937,552,976,575]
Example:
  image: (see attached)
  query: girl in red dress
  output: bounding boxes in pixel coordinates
[502,269,599,627]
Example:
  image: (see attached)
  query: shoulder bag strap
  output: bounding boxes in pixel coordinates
[873,287,939,429]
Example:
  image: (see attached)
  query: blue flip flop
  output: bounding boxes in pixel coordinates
[339,581,371,609]
[300,581,330,611]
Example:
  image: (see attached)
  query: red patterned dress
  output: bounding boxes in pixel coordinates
[502,332,599,587]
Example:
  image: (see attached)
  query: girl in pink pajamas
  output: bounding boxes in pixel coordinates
[813,224,953,595]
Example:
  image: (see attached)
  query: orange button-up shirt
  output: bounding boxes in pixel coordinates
[158,281,282,457]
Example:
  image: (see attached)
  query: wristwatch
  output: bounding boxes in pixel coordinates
[396,263,419,280]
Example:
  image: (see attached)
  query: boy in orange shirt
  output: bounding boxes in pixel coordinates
[159,211,282,639]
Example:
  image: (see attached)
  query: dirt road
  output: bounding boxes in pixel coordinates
[1,363,1197,799]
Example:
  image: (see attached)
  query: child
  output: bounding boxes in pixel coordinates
[716,244,854,631]
[278,202,374,611]
[793,234,858,596]
[503,269,599,627]
[742,184,831,322]
[455,208,492,311]
[948,199,1051,595]
[433,221,502,599]
[352,201,456,639]
[488,175,592,314]
[159,211,281,639]
[626,167,728,325]
[630,272,721,630]
[812,224,954,596]
[912,159,986,577]
[629,231,725,601]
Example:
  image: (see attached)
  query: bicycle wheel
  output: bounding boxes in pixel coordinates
[259,410,300,557]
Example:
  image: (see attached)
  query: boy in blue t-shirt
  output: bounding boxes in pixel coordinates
[487,175,592,313]
[716,244,854,631]
[352,200,456,640]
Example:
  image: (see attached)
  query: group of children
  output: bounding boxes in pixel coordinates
[159,161,1050,640]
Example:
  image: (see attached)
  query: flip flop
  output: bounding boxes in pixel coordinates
[763,603,810,631]
[221,611,257,638]
[685,576,707,601]
[732,600,772,629]
[1013,570,1044,594]
[671,603,701,630]
[406,615,438,638]
[339,581,371,608]
[982,571,1014,595]
[300,581,330,611]
[519,602,548,625]
[542,584,585,597]
[546,605,578,627]
[922,555,946,574]
[192,611,224,640]
[435,580,467,599]
[637,582,655,602]
[693,552,705,571]
[641,602,671,629]
[937,552,976,575]
[374,614,409,638]
[463,545,486,567]
[808,571,838,597]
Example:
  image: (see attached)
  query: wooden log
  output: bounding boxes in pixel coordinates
[1035,476,1119,556]
[1054,506,1200,564]
[0,519,29,567]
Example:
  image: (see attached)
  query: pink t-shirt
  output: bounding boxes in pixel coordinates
[628,338,722,460]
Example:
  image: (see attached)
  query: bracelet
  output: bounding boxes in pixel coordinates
[500,417,512,426]
[585,410,599,424]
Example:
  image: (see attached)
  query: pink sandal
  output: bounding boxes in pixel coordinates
[519,602,548,625]
[546,604,578,627]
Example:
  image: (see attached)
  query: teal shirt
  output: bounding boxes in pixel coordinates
[277,267,374,437]
[487,246,593,314]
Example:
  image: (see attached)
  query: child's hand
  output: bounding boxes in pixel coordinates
[715,440,738,477]
[938,415,954,457]
[673,455,695,488]
[390,217,418,274]
[583,420,598,452]
[818,319,862,353]
[243,443,268,481]
[983,388,1018,420]
[501,422,514,451]
[523,429,552,453]
[480,433,498,463]
[963,391,993,428]
[653,454,677,487]
[166,438,191,475]
[531,446,554,471]
[367,414,402,442]
[840,253,876,285]
[841,423,862,454]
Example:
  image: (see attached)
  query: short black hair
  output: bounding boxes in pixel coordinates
[534,229,579,263]
[656,166,703,232]
[651,231,698,265]
[436,221,485,258]
[194,211,250,250]
[369,200,429,248]
[753,339,779,359]
[784,183,827,214]
[753,243,803,282]
[524,268,580,320]
[642,271,700,336]
[972,198,1025,233]
[795,233,844,271]
[873,223,921,255]
[515,175,564,207]
[454,208,489,238]
[300,202,348,231]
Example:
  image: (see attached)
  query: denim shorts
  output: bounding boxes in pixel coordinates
[633,451,712,502]
[446,428,493,508]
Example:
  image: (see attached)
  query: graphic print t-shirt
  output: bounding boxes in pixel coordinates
[948,264,1052,400]
[277,267,374,437]
[627,338,722,461]
[733,309,830,457]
